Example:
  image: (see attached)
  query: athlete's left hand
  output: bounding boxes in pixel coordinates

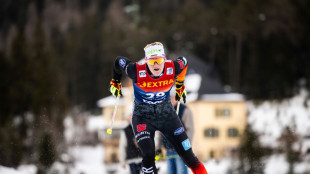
[175,83,187,103]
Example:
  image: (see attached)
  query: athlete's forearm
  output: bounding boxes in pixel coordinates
[113,56,126,80]
[113,56,137,81]
[174,57,188,83]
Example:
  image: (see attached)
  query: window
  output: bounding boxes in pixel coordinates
[209,150,214,158]
[204,128,219,138]
[228,128,239,137]
[215,107,231,117]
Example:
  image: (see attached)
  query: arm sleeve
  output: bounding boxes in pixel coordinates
[173,57,188,84]
[119,130,127,165]
[182,107,194,142]
[113,56,137,81]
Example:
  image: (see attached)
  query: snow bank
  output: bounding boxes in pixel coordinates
[0,165,36,174]
[248,89,310,148]
[69,145,106,174]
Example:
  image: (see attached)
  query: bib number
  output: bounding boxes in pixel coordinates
[146,92,165,100]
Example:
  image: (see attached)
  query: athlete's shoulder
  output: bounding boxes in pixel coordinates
[117,57,127,69]
[174,56,188,69]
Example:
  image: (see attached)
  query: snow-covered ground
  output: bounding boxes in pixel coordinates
[1,89,310,174]
[66,145,106,174]
[248,89,310,149]
[0,165,36,174]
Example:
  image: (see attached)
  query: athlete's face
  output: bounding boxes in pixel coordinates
[146,57,165,76]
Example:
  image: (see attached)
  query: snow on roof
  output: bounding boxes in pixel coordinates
[97,88,132,108]
[185,73,202,92]
[201,93,245,102]
[97,87,132,108]
[184,73,202,102]
[97,95,125,107]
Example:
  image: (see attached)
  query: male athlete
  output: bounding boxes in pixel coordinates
[109,42,208,174]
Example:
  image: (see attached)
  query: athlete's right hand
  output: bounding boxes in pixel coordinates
[109,79,122,97]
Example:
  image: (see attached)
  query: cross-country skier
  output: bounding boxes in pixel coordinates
[109,42,208,174]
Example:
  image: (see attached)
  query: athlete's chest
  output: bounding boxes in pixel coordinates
[135,62,175,92]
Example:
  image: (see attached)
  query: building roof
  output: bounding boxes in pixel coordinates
[97,95,125,107]
[177,53,246,102]
[183,54,225,94]
[201,93,245,102]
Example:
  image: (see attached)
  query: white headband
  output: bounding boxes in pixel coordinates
[144,44,165,59]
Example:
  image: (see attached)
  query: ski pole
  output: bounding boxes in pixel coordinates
[176,101,181,115]
[107,95,120,135]
[155,154,180,161]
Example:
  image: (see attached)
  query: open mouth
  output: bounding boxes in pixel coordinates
[154,68,160,71]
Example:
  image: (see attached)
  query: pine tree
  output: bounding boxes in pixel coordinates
[238,125,265,174]
[0,121,23,167]
[37,132,56,173]
[279,126,299,174]
[0,51,10,124]
[29,21,68,166]
[0,30,31,167]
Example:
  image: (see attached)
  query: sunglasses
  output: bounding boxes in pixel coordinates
[145,57,165,65]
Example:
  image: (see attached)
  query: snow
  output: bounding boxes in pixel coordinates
[97,87,131,107]
[264,154,288,174]
[64,116,75,143]
[184,73,202,102]
[0,165,36,174]
[0,166,26,174]
[86,115,105,132]
[201,93,245,102]
[185,74,202,92]
[97,95,125,107]
[248,89,310,148]
[204,158,231,174]
[68,145,106,174]
[262,154,310,174]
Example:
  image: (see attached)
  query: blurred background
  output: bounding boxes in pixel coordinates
[0,0,310,173]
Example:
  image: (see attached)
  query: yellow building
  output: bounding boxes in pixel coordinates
[187,93,246,161]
